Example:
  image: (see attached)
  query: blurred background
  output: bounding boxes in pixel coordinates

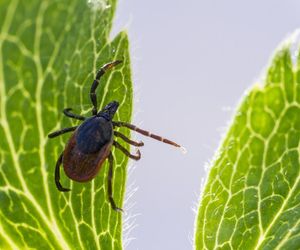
[111,1,300,249]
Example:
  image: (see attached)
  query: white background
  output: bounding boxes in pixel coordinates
[111,1,300,249]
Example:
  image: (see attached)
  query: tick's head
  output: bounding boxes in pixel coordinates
[98,101,119,120]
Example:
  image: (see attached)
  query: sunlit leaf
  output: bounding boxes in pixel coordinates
[195,36,300,249]
[0,0,132,249]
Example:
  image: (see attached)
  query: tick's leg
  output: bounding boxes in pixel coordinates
[55,153,71,192]
[107,153,123,212]
[113,141,141,160]
[63,108,85,121]
[114,131,144,147]
[48,126,78,138]
[113,121,181,148]
[90,60,122,115]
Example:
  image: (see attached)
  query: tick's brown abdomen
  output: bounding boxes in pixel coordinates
[63,133,112,182]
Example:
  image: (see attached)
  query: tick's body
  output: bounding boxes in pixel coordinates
[48,61,181,212]
[64,116,113,182]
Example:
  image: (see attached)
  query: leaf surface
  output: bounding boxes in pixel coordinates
[0,0,132,249]
[195,38,300,249]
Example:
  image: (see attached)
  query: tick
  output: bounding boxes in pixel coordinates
[48,60,182,212]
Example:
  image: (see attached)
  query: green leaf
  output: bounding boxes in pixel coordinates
[195,37,300,249]
[0,0,132,249]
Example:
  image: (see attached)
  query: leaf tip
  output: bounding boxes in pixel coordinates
[87,0,111,11]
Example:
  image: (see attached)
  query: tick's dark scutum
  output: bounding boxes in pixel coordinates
[76,116,113,154]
